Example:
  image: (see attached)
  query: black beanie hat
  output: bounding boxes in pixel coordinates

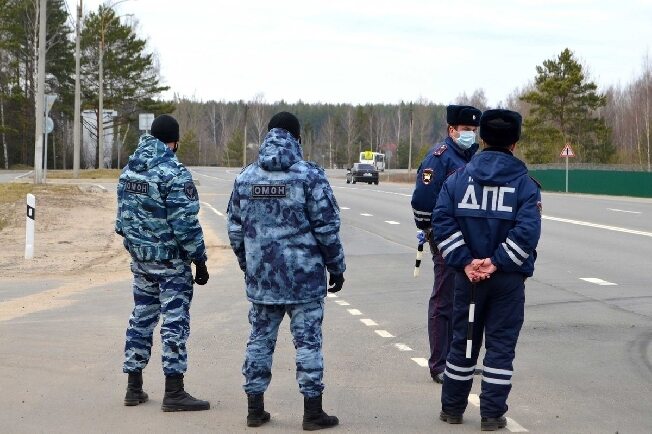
[480,109,522,147]
[267,111,301,140]
[151,114,180,143]
[446,105,481,126]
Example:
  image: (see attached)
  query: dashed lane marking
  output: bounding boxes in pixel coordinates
[469,394,480,406]
[335,300,350,306]
[580,277,617,286]
[360,319,378,326]
[360,213,373,217]
[384,220,400,225]
[375,330,394,338]
[332,185,411,198]
[192,171,233,182]
[411,358,428,367]
[506,418,529,432]
[347,309,362,315]
[542,215,652,237]
[394,343,413,351]
[608,208,641,214]
[341,207,350,210]
[326,293,338,298]
[201,201,226,220]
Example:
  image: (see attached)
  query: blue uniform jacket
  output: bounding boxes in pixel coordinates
[411,137,478,230]
[227,128,346,305]
[432,148,541,277]
[115,134,207,263]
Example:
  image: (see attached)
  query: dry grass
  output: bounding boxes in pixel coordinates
[0,184,78,231]
[46,169,121,179]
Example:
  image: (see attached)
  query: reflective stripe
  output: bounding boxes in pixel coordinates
[412,209,432,216]
[501,243,523,266]
[437,230,462,251]
[444,370,474,381]
[482,376,511,385]
[446,361,476,372]
[442,239,465,258]
[506,238,528,259]
[483,366,513,376]
[414,216,430,222]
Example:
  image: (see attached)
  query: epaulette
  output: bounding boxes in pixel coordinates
[433,144,448,156]
[529,175,542,189]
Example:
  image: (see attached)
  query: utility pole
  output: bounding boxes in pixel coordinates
[98,15,105,169]
[408,102,413,175]
[242,104,248,167]
[73,0,82,177]
[33,0,47,184]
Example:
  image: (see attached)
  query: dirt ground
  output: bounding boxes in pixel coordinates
[0,181,226,322]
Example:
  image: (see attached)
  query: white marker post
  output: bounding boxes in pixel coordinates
[25,194,36,259]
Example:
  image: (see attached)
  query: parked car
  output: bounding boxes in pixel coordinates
[346,163,379,185]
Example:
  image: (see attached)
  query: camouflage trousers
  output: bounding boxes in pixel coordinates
[123,260,193,376]
[243,300,325,398]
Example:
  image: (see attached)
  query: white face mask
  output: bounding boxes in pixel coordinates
[455,130,476,149]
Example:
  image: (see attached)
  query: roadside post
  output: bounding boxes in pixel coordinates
[560,143,575,193]
[25,194,36,259]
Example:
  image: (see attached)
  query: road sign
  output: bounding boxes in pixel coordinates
[45,117,54,134]
[560,143,575,158]
[45,94,57,114]
[139,113,155,131]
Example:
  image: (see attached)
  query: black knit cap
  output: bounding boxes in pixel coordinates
[267,111,301,140]
[151,114,180,143]
[447,105,481,126]
[480,109,522,147]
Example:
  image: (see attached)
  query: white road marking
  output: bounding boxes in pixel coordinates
[93,184,107,191]
[506,418,529,432]
[394,343,413,351]
[15,171,33,180]
[201,201,226,220]
[469,394,480,406]
[341,207,350,210]
[580,277,617,286]
[411,358,428,367]
[347,309,362,315]
[360,213,373,217]
[335,300,350,306]
[326,293,338,298]
[375,330,394,338]
[360,319,378,326]
[608,208,641,214]
[542,215,652,237]
[384,220,400,225]
[192,171,233,182]
[333,185,411,198]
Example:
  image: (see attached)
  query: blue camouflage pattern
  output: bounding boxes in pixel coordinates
[243,300,325,398]
[227,128,346,304]
[123,259,193,375]
[115,134,207,263]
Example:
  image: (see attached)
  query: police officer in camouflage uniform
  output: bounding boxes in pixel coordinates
[411,105,482,384]
[116,114,210,412]
[227,112,345,430]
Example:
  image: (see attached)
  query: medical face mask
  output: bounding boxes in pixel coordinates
[455,130,476,149]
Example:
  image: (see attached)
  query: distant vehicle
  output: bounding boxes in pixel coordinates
[359,151,385,171]
[346,163,379,185]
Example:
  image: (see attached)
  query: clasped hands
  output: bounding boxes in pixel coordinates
[464,258,497,283]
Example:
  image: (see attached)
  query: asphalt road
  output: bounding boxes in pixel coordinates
[1,166,651,433]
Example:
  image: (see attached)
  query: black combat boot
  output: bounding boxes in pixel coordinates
[161,374,210,412]
[302,394,339,431]
[247,394,271,427]
[481,416,507,431]
[124,371,148,406]
[440,410,463,424]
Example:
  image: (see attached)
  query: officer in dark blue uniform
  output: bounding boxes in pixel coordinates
[432,109,542,431]
[411,105,482,383]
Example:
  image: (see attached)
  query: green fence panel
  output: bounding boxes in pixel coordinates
[528,169,652,198]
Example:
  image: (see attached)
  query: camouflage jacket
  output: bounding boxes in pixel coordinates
[115,134,207,263]
[227,128,346,304]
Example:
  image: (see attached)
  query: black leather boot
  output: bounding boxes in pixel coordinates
[124,371,148,406]
[161,374,210,412]
[481,416,507,431]
[302,394,339,431]
[247,394,271,427]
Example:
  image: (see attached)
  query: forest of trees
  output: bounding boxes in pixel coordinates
[1,1,651,171]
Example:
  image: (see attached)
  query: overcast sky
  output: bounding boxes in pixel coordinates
[69,0,652,106]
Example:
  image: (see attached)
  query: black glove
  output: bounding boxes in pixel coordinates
[193,261,209,285]
[328,273,344,293]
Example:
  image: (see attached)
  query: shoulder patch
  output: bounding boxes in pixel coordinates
[422,168,434,185]
[529,175,542,189]
[184,182,198,201]
[252,184,288,199]
[433,144,448,156]
[125,180,149,195]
